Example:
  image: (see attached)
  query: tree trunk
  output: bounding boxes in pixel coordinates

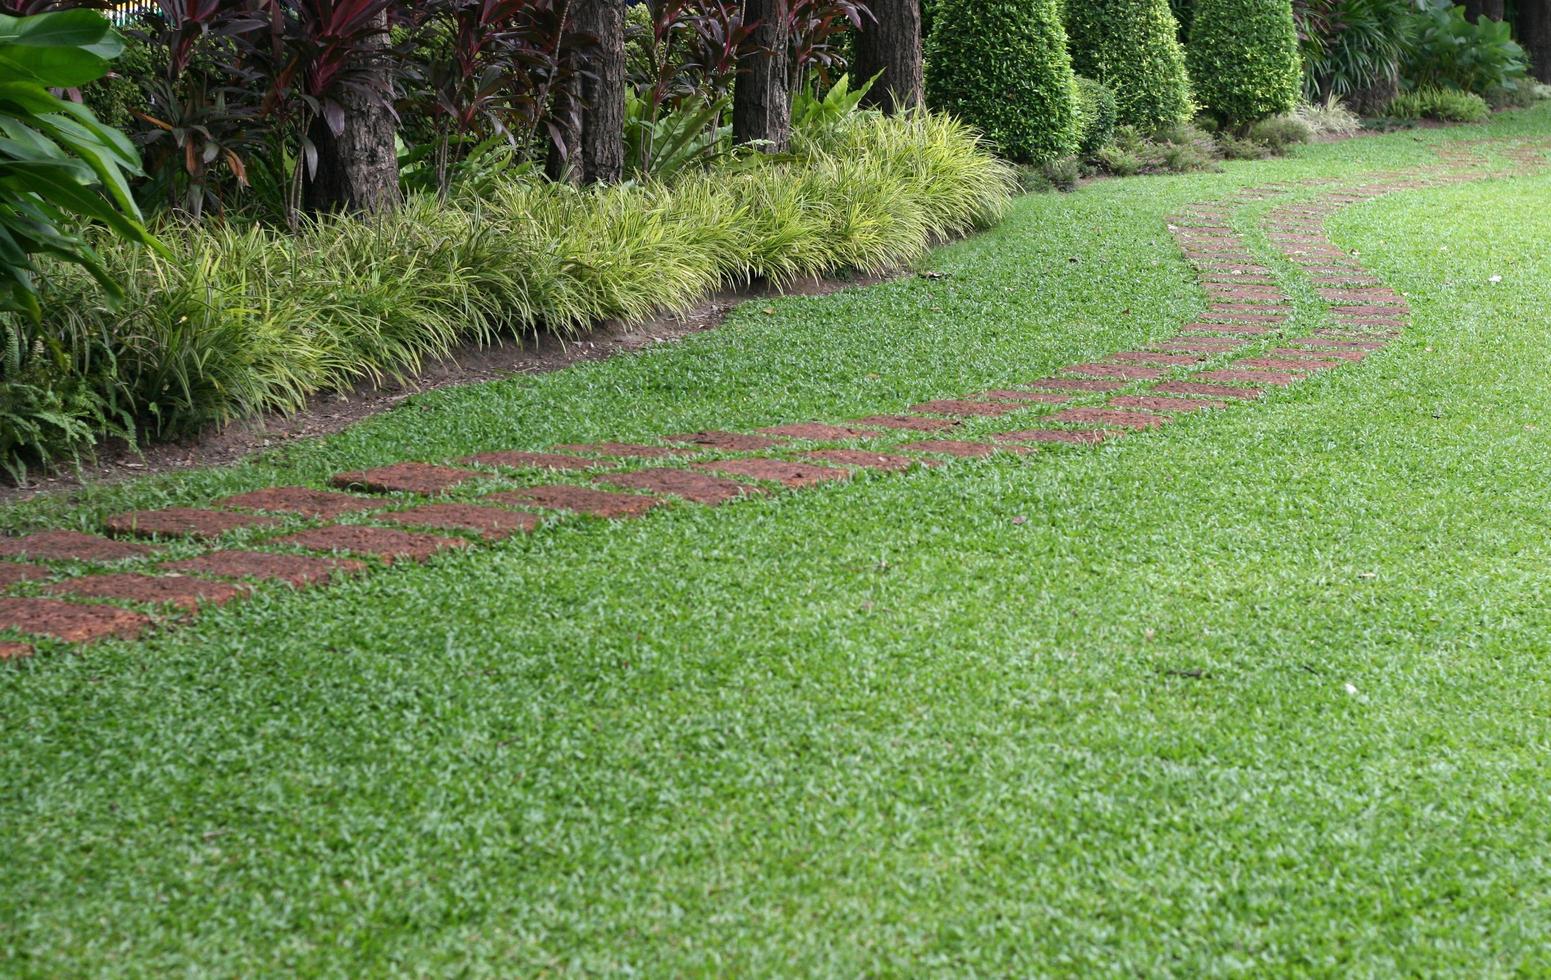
[1522,0,1551,82]
[1465,0,1504,20]
[733,0,791,151]
[304,10,400,215]
[575,0,626,183]
[853,0,922,114]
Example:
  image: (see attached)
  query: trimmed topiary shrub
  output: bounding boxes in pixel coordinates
[925,0,1081,163]
[1188,0,1302,125]
[1075,76,1117,155]
[1067,0,1195,130]
[1388,86,1491,123]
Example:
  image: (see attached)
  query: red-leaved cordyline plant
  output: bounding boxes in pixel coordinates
[787,0,871,91]
[633,0,754,117]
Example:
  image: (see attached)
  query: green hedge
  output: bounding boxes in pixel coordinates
[1067,0,1195,130]
[3,111,1015,479]
[1075,76,1118,155]
[925,0,1080,163]
[1187,0,1301,124]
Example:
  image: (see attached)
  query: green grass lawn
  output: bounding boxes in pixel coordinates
[6,107,1551,974]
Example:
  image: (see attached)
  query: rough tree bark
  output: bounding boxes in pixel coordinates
[575,0,626,183]
[305,10,400,215]
[853,0,923,114]
[733,0,791,151]
[1464,0,1505,21]
[1522,0,1551,82]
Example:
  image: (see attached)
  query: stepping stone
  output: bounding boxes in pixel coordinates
[218,486,378,518]
[552,442,684,459]
[0,531,153,563]
[161,551,365,588]
[379,503,541,541]
[803,449,927,472]
[1330,305,1404,317]
[757,423,882,441]
[0,597,150,644]
[599,469,761,505]
[1268,347,1366,362]
[1064,364,1165,381]
[0,563,48,588]
[1152,339,1247,353]
[1199,369,1299,385]
[1182,323,1273,336]
[105,508,281,541]
[1153,381,1263,400]
[697,459,849,489]
[489,486,658,519]
[46,574,246,614]
[461,451,596,472]
[1110,395,1227,413]
[330,462,480,495]
[851,415,960,432]
[1290,337,1386,350]
[1237,357,1342,371]
[1199,309,1289,321]
[1047,408,1170,430]
[0,642,33,660]
[279,526,472,563]
[977,390,1072,404]
[1105,352,1203,366]
[995,429,1114,446]
[664,431,779,452]
[1026,377,1126,393]
[904,440,1028,458]
[910,399,1026,417]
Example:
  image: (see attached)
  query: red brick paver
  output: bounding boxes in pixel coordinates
[330,462,480,495]
[0,531,154,562]
[489,486,659,519]
[803,450,927,472]
[1047,408,1170,430]
[0,598,150,644]
[161,551,365,587]
[218,486,378,518]
[279,526,473,563]
[600,469,761,505]
[0,563,48,588]
[46,574,246,614]
[379,504,542,541]
[697,459,849,488]
[105,508,280,541]
[1110,395,1228,413]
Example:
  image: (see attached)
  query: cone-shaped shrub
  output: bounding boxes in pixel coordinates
[1067,0,1195,129]
[925,0,1080,163]
[1187,0,1301,124]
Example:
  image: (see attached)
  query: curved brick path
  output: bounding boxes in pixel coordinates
[2,139,1548,660]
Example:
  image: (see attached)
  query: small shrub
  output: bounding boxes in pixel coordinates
[1188,0,1302,125]
[1388,86,1490,123]
[1074,76,1118,156]
[1218,134,1270,159]
[1095,144,1144,176]
[1293,96,1360,137]
[925,0,1081,163]
[1095,123,1218,175]
[1067,0,1194,129]
[1247,114,1313,151]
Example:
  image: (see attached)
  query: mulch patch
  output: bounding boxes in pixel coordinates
[1153,381,1263,400]
[461,451,596,471]
[852,415,960,432]
[1047,408,1170,430]
[911,399,1026,417]
[553,442,685,459]
[1110,395,1227,413]
[105,508,281,541]
[0,531,154,562]
[330,462,481,495]
[279,525,473,563]
[802,449,929,472]
[379,503,541,541]
[904,440,1027,458]
[218,486,379,518]
[0,563,49,588]
[664,431,780,452]
[1199,369,1299,385]
[1026,378,1127,393]
[599,469,761,505]
[46,574,247,614]
[0,597,150,644]
[161,550,365,587]
[995,429,1114,445]
[757,423,882,441]
[0,642,33,660]
[697,459,849,489]
[1064,363,1166,380]
[489,486,659,518]
[977,390,1072,404]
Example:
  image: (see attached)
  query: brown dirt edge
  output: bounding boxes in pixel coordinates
[1,270,896,508]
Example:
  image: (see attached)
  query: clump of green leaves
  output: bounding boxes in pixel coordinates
[1388,85,1491,123]
[1066,0,1194,130]
[1188,0,1302,125]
